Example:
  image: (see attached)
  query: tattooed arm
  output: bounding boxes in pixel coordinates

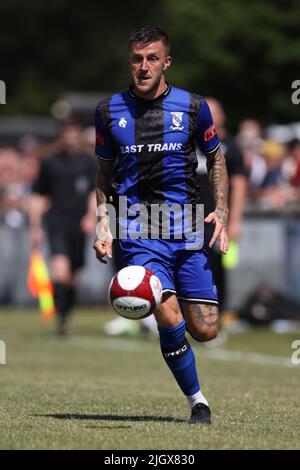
[205,147,229,253]
[93,158,115,263]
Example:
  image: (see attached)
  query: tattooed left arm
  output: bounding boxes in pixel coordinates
[205,147,229,252]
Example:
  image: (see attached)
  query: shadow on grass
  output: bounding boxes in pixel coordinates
[85,425,133,429]
[34,413,186,423]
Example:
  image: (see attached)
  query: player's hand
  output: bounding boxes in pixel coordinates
[204,209,228,254]
[93,218,113,264]
[93,235,113,264]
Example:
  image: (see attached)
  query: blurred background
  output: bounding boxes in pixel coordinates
[1,0,300,331]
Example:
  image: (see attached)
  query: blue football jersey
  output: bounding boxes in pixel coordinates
[95,85,220,210]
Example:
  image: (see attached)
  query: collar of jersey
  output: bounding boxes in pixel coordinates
[128,83,171,103]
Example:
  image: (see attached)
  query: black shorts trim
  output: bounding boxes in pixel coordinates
[162,288,177,296]
[177,296,219,305]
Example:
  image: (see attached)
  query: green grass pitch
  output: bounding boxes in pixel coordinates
[0,307,299,450]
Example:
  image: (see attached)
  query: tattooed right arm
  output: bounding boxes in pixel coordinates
[95,158,114,218]
[93,158,115,263]
[206,147,229,228]
[205,147,229,252]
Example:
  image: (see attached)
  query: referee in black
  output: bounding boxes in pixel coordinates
[28,121,97,335]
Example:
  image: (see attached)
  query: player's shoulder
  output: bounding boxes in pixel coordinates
[96,90,129,112]
[170,85,205,113]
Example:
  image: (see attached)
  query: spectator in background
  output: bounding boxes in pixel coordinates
[247,140,297,210]
[236,118,263,149]
[81,126,96,158]
[0,146,29,303]
[18,135,41,160]
[17,137,41,199]
[0,146,25,227]
[289,138,300,187]
[236,118,265,187]
[20,156,40,196]
[27,122,97,335]
[260,140,286,188]
[198,97,248,311]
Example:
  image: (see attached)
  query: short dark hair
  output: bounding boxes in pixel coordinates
[129,26,170,55]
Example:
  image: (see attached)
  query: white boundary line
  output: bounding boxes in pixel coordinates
[200,348,295,368]
[69,336,298,369]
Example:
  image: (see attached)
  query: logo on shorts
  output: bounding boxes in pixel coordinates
[170,112,184,131]
[119,117,127,128]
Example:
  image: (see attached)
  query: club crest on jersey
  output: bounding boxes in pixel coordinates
[119,117,127,128]
[170,112,184,131]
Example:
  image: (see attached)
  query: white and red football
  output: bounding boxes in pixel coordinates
[108,266,162,320]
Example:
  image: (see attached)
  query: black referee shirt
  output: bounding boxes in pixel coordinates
[32,152,97,229]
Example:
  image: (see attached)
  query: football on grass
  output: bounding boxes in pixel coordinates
[108,266,162,319]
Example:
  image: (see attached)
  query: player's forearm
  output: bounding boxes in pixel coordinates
[95,159,114,222]
[206,147,229,227]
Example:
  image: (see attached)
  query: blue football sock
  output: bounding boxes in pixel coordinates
[158,320,200,396]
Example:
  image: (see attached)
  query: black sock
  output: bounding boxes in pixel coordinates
[54,283,75,326]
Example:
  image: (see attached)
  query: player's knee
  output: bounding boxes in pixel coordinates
[51,256,72,283]
[184,302,219,342]
[155,295,183,328]
[189,323,219,342]
[202,324,219,342]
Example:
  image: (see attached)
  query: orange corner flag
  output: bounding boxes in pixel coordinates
[27,251,56,320]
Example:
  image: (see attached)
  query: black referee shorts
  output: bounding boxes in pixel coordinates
[47,225,86,270]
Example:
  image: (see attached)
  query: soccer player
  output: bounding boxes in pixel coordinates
[93,26,229,424]
[28,122,97,335]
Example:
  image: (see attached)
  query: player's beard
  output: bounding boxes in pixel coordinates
[134,74,163,99]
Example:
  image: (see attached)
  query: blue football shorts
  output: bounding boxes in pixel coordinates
[118,238,218,305]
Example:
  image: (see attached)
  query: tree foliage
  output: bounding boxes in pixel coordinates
[0,0,299,126]
[162,0,300,126]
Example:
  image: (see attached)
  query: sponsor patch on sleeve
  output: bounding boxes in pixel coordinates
[204,124,217,141]
[96,131,105,146]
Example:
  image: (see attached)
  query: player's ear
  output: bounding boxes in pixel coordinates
[163,56,172,71]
